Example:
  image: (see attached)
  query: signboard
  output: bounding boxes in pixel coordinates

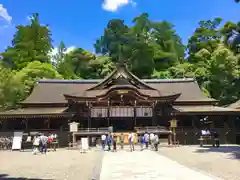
[12,131,23,150]
[81,137,89,151]
[117,90,129,94]
[170,119,177,128]
[69,122,79,132]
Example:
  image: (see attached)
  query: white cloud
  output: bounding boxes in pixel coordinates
[50,46,76,61]
[51,46,76,56]
[102,0,136,12]
[0,4,12,24]
[66,46,76,53]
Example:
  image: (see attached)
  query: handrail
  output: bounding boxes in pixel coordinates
[78,127,108,132]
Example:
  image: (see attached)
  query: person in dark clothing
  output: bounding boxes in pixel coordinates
[112,135,117,152]
[106,134,112,151]
[140,134,145,151]
[213,131,220,147]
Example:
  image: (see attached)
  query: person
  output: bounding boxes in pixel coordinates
[108,125,113,133]
[150,133,154,149]
[112,135,117,152]
[144,132,149,149]
[26,133,32,143]
[33,135,40,155]
[47,134,53,151]
[101,134,106,150]
[140,134,145,151]
[106,134,112,151]
[128,132,134,152]
[52,133,58,151]
[153,134,159,151]
[213,131,220,147]
[119,133,124,150]
[40,134,48,154]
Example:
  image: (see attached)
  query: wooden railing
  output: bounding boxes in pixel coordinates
[77,127,109,132]
[135,126,170,133]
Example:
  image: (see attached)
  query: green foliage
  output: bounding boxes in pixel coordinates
[0,64,25,109]
[1,13,52,70]
[0,12,240,109]
[14,61,62,96]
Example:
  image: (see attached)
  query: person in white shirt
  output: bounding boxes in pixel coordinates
[144,132,149,149]
[101,134,106,150]
[150,133,154,149]
[33,135,40,155]
[153,134,159,151]
[128,132,134,152]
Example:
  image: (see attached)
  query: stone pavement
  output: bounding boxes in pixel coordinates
[100,150,222,180]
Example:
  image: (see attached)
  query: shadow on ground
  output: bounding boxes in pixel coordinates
[194,145,240,159]
[0,174,53,180]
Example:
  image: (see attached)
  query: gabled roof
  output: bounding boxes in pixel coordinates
[87,64,155,90]
[227,100,240,109]
[0,107,70,118]
[21,78,216,104]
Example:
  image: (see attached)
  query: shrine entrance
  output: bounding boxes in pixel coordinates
[109,106,134,132]
[110,117,134,132]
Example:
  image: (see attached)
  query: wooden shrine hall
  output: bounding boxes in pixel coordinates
[0,64,240,146]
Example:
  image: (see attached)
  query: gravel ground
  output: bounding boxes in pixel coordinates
[158,145,240,180]
[0,148,103,180]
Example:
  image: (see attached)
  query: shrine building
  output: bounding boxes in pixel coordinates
[0,64,239,146]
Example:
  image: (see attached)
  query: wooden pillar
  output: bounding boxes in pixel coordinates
[72,132,76,145]
[25,118,28,131]
[152,101,157,126]
[192,116,196,128]
[224,115,230,144]
[2,119,7,131]
[210,115,214,129]
[48,118,50,129]
[107,99,110,126]
[88,103,91,128]
[134,100,137,127]
[0,119,3,130]
[44,118,50,129]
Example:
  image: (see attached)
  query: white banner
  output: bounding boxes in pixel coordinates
[12,131,23,150]
[81,137,89,150]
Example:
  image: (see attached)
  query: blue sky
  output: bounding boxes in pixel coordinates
[0,0,239,53]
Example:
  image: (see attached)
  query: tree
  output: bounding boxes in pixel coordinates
[220,21,240,53]
[1,13,53,70]
[14,61,62,98]
[0,64,25,110]
[187,18,222,61]
[52,41,67,67]
[94,19,130,61]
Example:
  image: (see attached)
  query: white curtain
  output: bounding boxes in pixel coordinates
[110,107,134,117]
[136,107,152,117]
[91,108,108,117]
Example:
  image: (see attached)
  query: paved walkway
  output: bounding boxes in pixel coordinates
[100,150,222,180]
